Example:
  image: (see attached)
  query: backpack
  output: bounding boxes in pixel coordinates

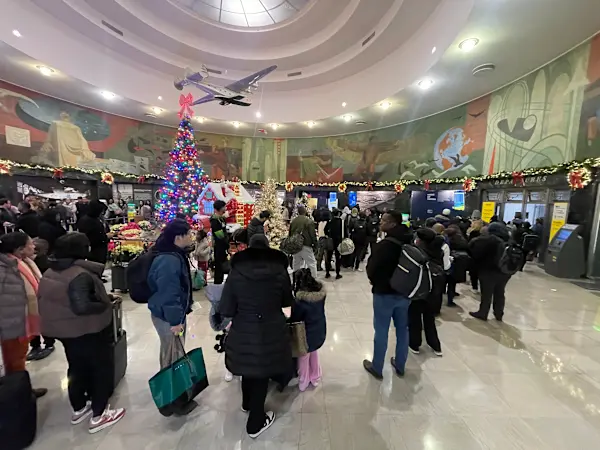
[367,217,379,237]
[126,250,160,303]
[280,234,304,254]
[387,238,432,300]
[497,241,524,275]
[450,250,471,283]
[352,219,367,240]
[521,233,540,252]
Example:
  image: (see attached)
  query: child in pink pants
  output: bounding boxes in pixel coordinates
[291,268,327,392]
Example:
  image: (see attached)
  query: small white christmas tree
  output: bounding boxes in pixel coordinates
[292,191,313,220]
[253,179,288,248]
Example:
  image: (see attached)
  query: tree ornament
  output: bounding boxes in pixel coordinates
[568,167,591,190]
[52,168,63,179]
[285,181,294,192]
[512,171,525,187]
[424,180,430,191]
[178,93,195,118]
[395,183,405,193]
[101,172,114,185]
[463,178,475,192]
[338,182,347,193]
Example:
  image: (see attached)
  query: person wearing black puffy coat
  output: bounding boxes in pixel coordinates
[220,234,293,437]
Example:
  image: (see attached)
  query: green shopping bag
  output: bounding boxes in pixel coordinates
[148,338,209,416]
[192,269,205,291]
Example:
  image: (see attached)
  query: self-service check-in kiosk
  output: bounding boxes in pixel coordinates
[544,224,586,278]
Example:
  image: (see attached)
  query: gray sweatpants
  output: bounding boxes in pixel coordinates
[151,315,186,369]
[292,245,318,278]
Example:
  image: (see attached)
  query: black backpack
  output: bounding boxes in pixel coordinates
[451,250,471,283]
[367,217,380,237]
[387,238,432,300]
[521,233,540,252]
[352,219,367,239]
[497,241,524,275]
[126,250,160,303]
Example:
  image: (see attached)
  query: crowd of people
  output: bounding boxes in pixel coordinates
[1,191,545,443]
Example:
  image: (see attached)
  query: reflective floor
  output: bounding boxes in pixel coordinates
[28,264,600,449]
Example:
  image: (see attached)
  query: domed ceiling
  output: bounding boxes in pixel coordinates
[0,0,599,138]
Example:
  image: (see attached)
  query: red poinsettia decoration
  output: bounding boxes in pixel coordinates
[463,178,475,192]
[52,168,64,179]
[424,180,431,191]
[568,167,591,190]
[137,175,146,184]
[366,180,373,191]
[394,183,405,194]
[512,171,525,187]
[285,182,294,192]
[0,162,11,175]
[338,182,347,193]
[231,176,240,183]
[101,172,114,185]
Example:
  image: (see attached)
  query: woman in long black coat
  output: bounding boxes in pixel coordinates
[220,234,293,439]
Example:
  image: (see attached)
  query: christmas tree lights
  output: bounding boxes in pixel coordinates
[156,116,208,222]
[253,179,288,248]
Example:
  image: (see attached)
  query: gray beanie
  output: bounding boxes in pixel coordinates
[471,210,482,220]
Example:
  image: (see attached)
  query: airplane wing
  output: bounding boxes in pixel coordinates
[225,65,277,93]
[192,93,216,106]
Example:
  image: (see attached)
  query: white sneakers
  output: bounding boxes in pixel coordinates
[87,406,126,434]
[71,402,92,425]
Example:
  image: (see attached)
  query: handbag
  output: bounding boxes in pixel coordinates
[280,234,304,255]
[319,236,334,252]
[148,337,209,416]
[192,270,205,291]
[288,322,309,357]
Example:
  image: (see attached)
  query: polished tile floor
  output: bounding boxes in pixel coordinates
[28,264,600,449]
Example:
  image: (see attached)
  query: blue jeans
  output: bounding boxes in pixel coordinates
[372,293,410,375]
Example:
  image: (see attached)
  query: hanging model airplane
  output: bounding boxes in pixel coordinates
[174,65,277,107]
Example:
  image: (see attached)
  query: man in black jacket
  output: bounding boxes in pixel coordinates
[16,202,40,238]
[364,208,380,262]
[363,210,413,379]
[210,200,229,285]
[247,210,270,243]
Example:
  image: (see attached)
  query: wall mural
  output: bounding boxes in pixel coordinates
[0,33,599,182]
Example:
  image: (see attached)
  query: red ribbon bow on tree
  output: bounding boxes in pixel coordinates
[178,94,195,118]
[568,168,591,190]
[512,171,525,187]
[52,168,64,179]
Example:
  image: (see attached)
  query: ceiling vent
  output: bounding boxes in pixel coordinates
[355,120,367,125]
[144,113,157,119]
[206,67,222,75]
[472,63,496,77]
[287,71,302,77]
[362,31,376,47]
[101,20,123,36]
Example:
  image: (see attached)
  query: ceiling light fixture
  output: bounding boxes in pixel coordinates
[459,38,479,52]
[195,117,205,123]
[13,30,22,38]
[379,101,392,110]
[343,114,353,122]
[255,111,262,118]
[157,96,163,101]
[232,121,241,128]
[307,121,316,128]
[270,123,279,130]
[431,47,437,54]
[342,102,347,107]
[100,91,116,100]
[417,78,434,90]
[36,66,54,77]
[151,107,163,115]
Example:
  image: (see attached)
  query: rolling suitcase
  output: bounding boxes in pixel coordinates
[0,340,37,449]
[109,299,128,394]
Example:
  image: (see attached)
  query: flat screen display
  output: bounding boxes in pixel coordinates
[555,229,572,242]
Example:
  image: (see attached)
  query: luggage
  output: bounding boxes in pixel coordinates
[0,340,37,450]
[148,338,209,417]
[109,300,127,393]
[387,238,432,301]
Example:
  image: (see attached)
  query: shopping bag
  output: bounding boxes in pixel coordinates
[288,322,308,357]
[192,270,205,291]
[148,338,209,416]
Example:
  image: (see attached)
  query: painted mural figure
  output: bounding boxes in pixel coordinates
[299,150,332,181]
[39,112,96,167]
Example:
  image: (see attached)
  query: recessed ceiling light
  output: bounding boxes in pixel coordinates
[431,46,437,54]
[255,111,262,118]
[195,116,205,123]
[12,30,22,38]
[100,91,116,100]
[157,96,163,101]
[270,123,279,130]
[342,102,347,107]
[151,107,163,115]
[306,121,316,128]
[343,114,353,122]
[232,121,241,128]
[459,38,479,52]
[379,101,392,110]
[36,65,54,77]
[417,78,434,90]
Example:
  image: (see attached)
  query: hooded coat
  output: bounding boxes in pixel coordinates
[76,200,108,264]
[38,209,66,254]
[290,285,326,353]
[246,217,265,242]
[468,223,510,272]
[220,246,293,378]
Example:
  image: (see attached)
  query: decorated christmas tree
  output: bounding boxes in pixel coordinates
[292,191,313,219]
[156,116,208,222]
[253,179,287,248]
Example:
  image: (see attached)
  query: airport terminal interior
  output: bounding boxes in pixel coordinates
[3,0,600,448]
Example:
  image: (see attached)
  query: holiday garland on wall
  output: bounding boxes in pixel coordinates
[0,156,598,190]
